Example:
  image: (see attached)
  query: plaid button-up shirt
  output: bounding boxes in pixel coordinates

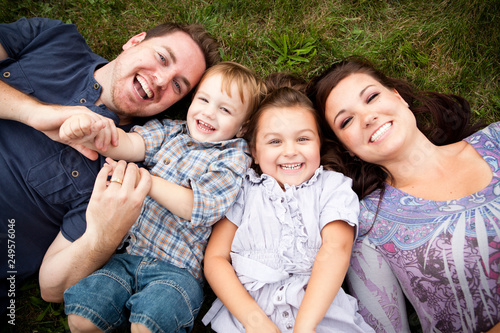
[126,118,251,281]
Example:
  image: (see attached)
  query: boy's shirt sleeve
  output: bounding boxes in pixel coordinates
[189,140,251,227]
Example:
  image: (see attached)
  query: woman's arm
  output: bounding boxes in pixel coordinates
[204,218,280,333]
[347,239,409,333]
[294,220,354,333]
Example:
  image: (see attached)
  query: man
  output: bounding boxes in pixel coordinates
[0,17,220,307]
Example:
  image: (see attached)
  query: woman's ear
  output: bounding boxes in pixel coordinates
[393,88,409,107]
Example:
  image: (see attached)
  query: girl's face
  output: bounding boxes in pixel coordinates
[324,73,417,165]
[252,106,321,188]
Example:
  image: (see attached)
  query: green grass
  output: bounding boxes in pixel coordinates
[0,0,498,331]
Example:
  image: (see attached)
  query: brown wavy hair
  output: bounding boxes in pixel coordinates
[307,56,484,200]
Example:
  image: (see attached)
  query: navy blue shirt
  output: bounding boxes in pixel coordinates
[0,17,123,298]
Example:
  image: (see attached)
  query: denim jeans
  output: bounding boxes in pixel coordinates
[64,253,203,333]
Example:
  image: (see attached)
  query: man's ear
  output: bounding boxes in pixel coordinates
[122,32,147,50]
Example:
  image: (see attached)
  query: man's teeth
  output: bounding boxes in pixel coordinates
[198,120,215,131]
[281,163,302,170]
[136,76,152,99]
[370,122,392,142]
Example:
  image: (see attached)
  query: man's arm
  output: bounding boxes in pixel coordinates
[38,160,151,302]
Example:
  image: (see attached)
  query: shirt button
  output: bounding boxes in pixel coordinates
[186,141,193,147]
[93,83,100,89]
[286,323,293,330]
[163,158,170,165]
[80,98,87,103]
[282,311,289,318]
[277,295,282,301]
[71,170,79,178]
[3,71,10,78]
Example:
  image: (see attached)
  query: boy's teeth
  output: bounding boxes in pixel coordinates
[136,76,152,98]
[281,163,302,170]
[198,120,215,131]
[370,122,392,142]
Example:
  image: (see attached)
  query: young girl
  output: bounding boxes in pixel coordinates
[202,75,374,332]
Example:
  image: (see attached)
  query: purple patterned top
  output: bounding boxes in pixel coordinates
[347,122,500,333]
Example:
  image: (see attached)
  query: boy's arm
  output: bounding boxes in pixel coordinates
[149,175,194,220]
[293,220,354,333]
[204,218,280,333]
[60,114,146,162]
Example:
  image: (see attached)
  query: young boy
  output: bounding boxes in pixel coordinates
[61,62,262,333]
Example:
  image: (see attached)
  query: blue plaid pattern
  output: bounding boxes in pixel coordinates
[126,119,251,281]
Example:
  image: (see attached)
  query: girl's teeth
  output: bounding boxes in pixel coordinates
[370,122,392,142]
[281,163,302,170]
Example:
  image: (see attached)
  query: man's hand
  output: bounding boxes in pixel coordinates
[85,159,151,248]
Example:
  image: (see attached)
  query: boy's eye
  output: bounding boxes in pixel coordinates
[268,139,281,144]
[158,53,166,64]
[221,107,231,114]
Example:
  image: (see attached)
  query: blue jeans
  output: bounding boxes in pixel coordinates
[64,253,203,333]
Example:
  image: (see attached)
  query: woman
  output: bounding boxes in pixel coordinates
[308,57,500,333]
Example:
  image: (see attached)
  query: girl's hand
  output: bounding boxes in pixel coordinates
[245,314,281,333]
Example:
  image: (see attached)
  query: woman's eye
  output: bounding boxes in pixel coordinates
[340,117,353,129]
[367,93,379,103]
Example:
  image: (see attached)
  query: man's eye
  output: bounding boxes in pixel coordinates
[173,81,181,93]
[158,53,166,64]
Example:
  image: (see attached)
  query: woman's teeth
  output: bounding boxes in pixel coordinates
[370,122,392,142]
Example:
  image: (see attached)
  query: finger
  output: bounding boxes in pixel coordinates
[108,159,127,186]
[92,163,112,194]
[121,162,139,190]
[135,167,152,195]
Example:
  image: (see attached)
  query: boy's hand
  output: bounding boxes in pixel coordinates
[59,113,119,160]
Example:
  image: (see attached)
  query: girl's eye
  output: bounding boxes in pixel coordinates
[221,107,230,114]
[268,139,281,144]
[298,137,309,142]
[199,97,208,103]
[367,93,379,103]
[340,117,353,129]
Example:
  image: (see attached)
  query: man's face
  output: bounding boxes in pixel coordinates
[107,31,206,123]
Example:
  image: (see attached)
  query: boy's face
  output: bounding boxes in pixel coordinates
[186,73,249,142]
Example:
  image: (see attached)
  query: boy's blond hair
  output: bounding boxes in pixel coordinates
[196,61,263,119]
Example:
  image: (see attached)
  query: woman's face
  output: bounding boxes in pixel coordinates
[324,73,417,166]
